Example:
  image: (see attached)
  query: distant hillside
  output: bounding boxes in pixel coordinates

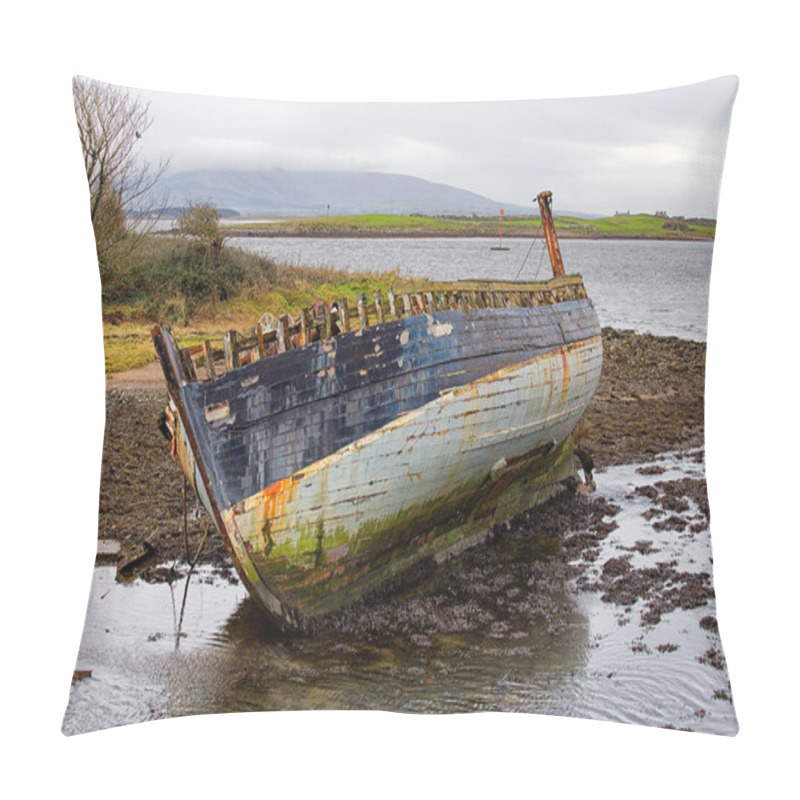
[152,168,543,217]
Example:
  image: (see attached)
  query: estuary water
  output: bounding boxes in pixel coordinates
[229,236,714,341]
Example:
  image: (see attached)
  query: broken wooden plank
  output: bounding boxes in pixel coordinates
[223,330,239,371]
[357,294,368,330]
[277,315,290,353]
[203,340,217,378]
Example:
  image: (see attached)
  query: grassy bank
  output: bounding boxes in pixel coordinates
[101,234,420,376]
[226,212,716,240]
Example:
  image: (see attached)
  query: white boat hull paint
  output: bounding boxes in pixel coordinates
[218,334,603,618]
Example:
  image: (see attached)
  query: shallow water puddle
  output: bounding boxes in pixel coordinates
[63,450,736,735]
[63,566,249,733]
[563,450,736,733]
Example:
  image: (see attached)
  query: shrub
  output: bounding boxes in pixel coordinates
[100,234,278,323]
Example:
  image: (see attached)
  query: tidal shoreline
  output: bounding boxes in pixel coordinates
[226,228,713,242]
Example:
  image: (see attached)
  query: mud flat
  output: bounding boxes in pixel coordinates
[580,327,706,466]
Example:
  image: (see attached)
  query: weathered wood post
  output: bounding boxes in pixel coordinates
[321,303,331,339]
[357,294,368,330]
[223,331,239,371]
[203,341,216,378]
[300,308,312,345]
[277,315,290,353]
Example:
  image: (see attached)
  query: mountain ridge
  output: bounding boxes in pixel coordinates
[152,168,601,219]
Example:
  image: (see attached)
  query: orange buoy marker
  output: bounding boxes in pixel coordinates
[491,208,509,251]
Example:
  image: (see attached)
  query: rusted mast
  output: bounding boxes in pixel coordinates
[537,190,565,278]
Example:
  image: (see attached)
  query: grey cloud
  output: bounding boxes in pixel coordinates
[134,75,736,217]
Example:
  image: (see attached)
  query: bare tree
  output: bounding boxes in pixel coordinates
[72,76,169,274]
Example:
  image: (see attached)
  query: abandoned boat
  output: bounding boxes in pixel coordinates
[152,191,603,630]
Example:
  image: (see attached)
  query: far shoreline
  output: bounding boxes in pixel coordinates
[224,229,714,242]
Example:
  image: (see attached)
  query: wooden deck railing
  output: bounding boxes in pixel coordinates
[178,276,589,382]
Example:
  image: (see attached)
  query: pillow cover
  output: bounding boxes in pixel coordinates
[63,75,738,735]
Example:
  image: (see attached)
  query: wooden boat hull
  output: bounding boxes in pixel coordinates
[154,277,602,630]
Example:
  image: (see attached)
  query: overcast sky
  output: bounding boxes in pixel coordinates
[130,76,737,218]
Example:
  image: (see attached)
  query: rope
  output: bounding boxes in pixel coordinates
[533,245,548,281]
[174,530,209,651]
[513,224,545,282]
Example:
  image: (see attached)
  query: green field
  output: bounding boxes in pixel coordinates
[227,211,715,240]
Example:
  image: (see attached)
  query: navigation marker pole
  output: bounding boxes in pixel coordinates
[491,208,510,251]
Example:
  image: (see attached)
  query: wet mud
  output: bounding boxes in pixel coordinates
[312,486,620,639]
[580,328,706,467]
[97,389,230,572]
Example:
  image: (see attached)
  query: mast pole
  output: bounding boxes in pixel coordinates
[536,190,565,278]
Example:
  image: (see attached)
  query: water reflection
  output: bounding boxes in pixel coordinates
[64,452,736,736]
